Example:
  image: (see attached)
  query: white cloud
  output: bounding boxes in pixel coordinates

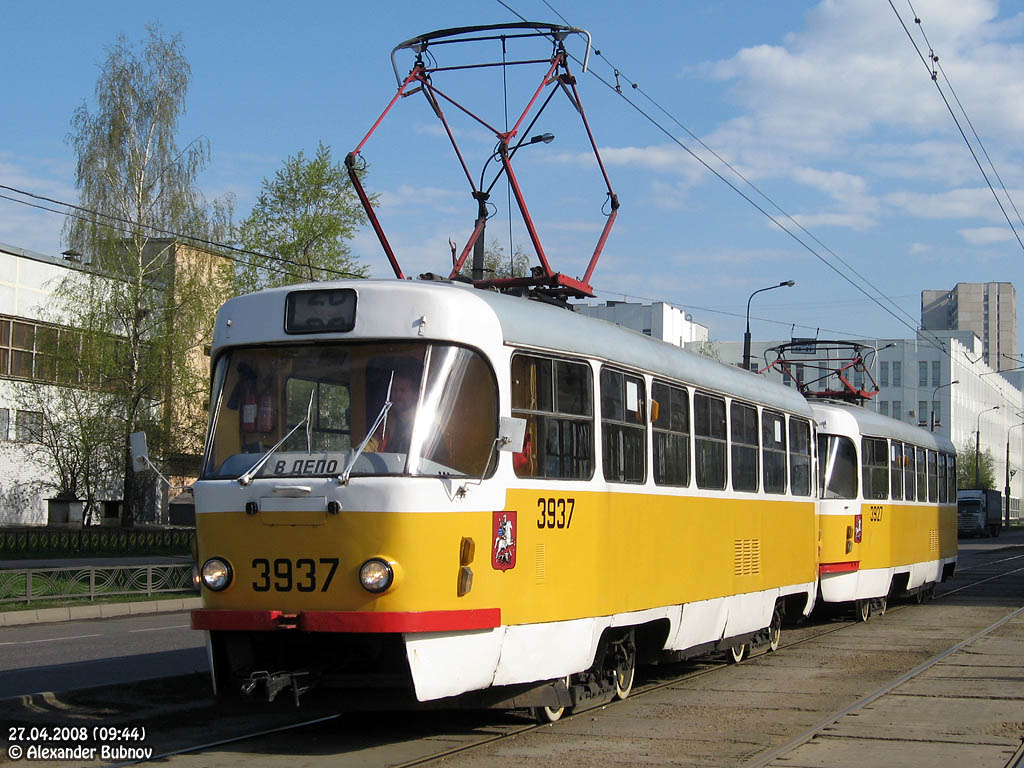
[958,226,1016,245]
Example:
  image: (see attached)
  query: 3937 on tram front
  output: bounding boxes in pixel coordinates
[190,278,821,717]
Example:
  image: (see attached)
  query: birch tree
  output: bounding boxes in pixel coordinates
[60,26,232,526]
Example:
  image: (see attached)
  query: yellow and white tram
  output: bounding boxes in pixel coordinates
[191,278,821,714]
[813,401,957,620]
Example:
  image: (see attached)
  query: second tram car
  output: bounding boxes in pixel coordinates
[813,401,957,620]
[191,279,821,714]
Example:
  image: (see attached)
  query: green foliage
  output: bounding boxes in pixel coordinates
[957,442,997,489]
[59,26,233,525]
[236,142,369,293]
[457,239,531,281]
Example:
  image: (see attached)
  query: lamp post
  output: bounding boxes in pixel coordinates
[742,280,795,372]
[1006,421,1024,527]
[930,379,959,432]
[975,405,1000,487]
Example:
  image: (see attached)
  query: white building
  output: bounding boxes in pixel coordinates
[700,332,1024,519]
[575,300,710,347]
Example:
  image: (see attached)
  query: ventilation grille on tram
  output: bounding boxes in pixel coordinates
[734,539,762,576]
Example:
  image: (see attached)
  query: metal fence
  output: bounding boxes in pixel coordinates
[0,527,195,557]
[0,564,198,605]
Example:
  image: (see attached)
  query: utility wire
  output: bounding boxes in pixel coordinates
[0,183,365,281]
[905,0,1024,234]
[890,0,1024,254]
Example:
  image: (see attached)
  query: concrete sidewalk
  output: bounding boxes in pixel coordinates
[0,596,202,627]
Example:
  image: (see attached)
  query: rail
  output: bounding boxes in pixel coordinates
[0,564,197,605]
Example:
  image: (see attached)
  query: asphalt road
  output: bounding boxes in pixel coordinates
[0,611,206,699]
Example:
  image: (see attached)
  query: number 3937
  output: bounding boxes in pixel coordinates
[536,497,574,529]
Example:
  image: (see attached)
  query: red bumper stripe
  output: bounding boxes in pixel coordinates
[819,561,860,574]
[191,608,501,633]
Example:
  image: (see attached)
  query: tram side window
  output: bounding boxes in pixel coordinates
[762,410,787,494]
[652,380,690,487]
[694,392,727,490]
[938,453,947,503]
[916,447,928,501]
[511,354,594,480]
[790,418,812,496]
[731,401,759,492]
[946,454,956,501]
[927,450,938,502]
[861,437,889,500]
[601,367,646,483]
[904,446,916,501]
[818,433,857,499]
[890,441,904,501]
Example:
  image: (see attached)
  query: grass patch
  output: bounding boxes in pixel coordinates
[0,591,199,612]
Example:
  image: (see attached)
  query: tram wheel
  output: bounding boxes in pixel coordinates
[613,638,636,700]
[875,596,887,616]
[728,643,748,663]
[855,599,871,622]
[533,676,571,724]
[914,587,926,605]
[768,608,783,652]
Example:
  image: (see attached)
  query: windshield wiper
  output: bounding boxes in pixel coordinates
[338,372,394,486]
[237,390,315,486]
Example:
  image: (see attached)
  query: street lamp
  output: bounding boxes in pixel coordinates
[743,280,795,372]
[930,379,958,432]
[975,405,1000,487]
[1006,421,1024,527]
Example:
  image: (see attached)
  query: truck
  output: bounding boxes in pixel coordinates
[957,489,1002,538]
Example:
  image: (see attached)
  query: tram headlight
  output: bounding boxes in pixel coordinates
[201,558,233,591]
[359,558,394,594]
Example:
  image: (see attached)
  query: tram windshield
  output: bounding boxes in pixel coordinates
[202,342,498,480]
[817,434,858,499]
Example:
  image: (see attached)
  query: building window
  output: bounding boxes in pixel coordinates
[892,361,902,387]
[15,410,42,442]
[879,361,889,387]
[932,400,941,427]
[892,400,902,420]
[511,354,594,480]
[0,314,78,384]
[931,360,941,387]
[652,380,689,487]
[600,367,647,484]
[0,408,8,440]
[919,361,928,387]
[918,400,928,425]
[879,401,889,417]
[730,401,759,492]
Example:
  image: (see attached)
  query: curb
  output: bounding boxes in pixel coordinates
[0,596,202,626]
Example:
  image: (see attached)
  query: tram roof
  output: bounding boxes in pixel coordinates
[212,279,812,417]
[810,400,955,453]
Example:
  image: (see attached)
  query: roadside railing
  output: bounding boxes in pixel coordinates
[0,564,198,606]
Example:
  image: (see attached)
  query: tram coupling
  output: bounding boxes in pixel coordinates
[241,669,313,706]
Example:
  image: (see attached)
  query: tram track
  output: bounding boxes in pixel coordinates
[102,549,1023,766]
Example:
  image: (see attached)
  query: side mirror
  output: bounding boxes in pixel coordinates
[129,431,149,472]
[497,416,527,454]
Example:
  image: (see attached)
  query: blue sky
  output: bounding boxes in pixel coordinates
[4,0,1024,348]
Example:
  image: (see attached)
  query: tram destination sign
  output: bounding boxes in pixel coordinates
[285,288,357,334]
[790,338,818,355]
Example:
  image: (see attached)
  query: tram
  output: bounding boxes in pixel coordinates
[813,401,957,619]
[190,279,820,715]
[763,342,958,622]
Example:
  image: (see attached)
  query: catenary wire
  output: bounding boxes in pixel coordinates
[492,0,950,357]
[495,0,1024,412]
[889,0,1024,254]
